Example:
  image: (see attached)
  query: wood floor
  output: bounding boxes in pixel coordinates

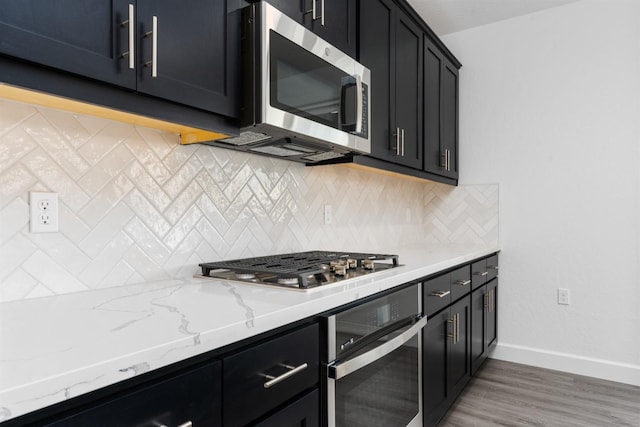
[438,359,640,427]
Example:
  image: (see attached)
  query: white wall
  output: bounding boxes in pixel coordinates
[443,0,640,384]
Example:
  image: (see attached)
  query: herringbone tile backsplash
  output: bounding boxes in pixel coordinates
[0,99,498,301]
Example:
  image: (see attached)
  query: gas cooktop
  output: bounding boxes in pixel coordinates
[198,250,401,290]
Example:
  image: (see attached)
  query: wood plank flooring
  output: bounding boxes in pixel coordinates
[438,359,640,427]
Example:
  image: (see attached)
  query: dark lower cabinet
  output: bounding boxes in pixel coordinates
[471,278,498,374]
[254,389,319,427]
[423,297,471,427]
[422,253,498,426]
[223,323,320,427]
[44,361,222,427]
[19,323,320,427]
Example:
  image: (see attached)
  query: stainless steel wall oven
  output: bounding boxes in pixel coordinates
[324,283,424,427]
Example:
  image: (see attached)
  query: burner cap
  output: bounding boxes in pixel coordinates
[236,273,256,280]
[277,277,300,286]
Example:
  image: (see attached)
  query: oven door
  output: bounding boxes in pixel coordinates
[326,284,424,427]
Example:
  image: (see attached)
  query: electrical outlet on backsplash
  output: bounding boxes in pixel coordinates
[0,99,498,301]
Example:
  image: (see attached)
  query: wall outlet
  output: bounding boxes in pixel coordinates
[558,288,570,305]
[30,192,59,233]
[323,204,332,225]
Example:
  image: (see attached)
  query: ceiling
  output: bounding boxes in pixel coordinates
[406,0,580,35]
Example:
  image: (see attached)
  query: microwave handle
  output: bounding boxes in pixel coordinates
[354,74,363,134]
[328,315,426,380]
[340,74,364,134]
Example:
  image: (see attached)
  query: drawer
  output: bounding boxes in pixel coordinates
[223,323,320,427]
[450,265,471,301]
[471,259,488,290]
[424,274,451,317]
[486,254,499,282]
[46,361,222,427]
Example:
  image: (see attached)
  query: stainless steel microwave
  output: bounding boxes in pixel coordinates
[210,1,371,164]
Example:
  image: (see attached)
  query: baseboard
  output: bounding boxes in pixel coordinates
[490,342,640,387]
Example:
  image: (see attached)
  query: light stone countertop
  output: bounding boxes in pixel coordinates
[0,243,499,422]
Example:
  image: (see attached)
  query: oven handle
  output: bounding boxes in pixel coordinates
[328,315,426,380]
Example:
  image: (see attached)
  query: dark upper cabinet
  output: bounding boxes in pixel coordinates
[135,0,238,116]
[0,0,239,118]
[359,0,423,169]
[424,38,460,180]
[0,0,135,89]
[266,0,356,57]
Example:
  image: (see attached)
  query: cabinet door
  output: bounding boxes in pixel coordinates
[309,0,356,57]
[254,389,319,427]
[470,285,487,374]
[267,0,356,57]
[447,296,471,397]
[424,39,459,179]
[0,0,135,88]
[423,40,444,175]
[46,361,222,427]
[393,11,423,169]
[136,0,239,116]
[440,60,459,179]
[359,0,394,163]
[422,309,449,427]
[486,279,498,349]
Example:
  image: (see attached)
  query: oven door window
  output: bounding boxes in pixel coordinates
[334,333,419,427]
[269,30,356,131]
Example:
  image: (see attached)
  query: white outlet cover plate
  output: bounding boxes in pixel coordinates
[30,192,59,233]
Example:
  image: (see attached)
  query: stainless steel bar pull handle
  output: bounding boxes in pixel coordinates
[475,271,488,277]
[488,265,499,271]
[401,128,405,157]
[306,0,325,25]
[261,362,308,389]
[158,422,193,427]
[455,279,471,286]
[448,313,460,343]
[447,318,455,343]
[430,290,450,298]
[120,4,135,69]
[145,16,158,77]
[394,127,401,155]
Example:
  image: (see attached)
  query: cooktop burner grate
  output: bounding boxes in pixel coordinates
[199,250,399,289]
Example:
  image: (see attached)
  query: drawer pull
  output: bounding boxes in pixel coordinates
[488,265,499,271]
[158,422,192,427]
[261,362,308,389]
[430,290,450,298]
[455,279,471,286]
[475,271,488,277]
